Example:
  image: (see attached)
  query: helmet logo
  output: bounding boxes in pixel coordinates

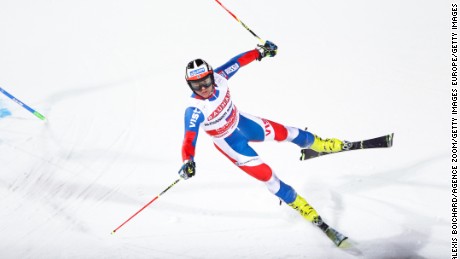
[189,67,206,77]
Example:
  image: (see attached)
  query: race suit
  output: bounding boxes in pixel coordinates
[181,49,316,204]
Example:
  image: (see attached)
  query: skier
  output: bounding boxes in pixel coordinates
[179,41,348,245]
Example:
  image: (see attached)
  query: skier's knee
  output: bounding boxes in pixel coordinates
[265,174,281,194]
[265,174,297,204]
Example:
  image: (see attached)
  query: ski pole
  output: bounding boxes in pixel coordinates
[111,178,181,235]
[0,87,46,121]
[214,0,265,44]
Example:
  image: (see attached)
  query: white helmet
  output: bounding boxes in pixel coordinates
[185,59,215,91]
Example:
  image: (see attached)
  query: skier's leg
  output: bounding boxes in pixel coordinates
[212,133,275,182]
[239,112,345,153]
[213,135,320,222]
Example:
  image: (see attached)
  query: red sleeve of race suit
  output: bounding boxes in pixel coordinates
[236,49,261,66]
[214,49,261,79]
[181,130,197,162]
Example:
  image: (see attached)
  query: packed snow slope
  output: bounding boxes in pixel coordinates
[0,0,451,258]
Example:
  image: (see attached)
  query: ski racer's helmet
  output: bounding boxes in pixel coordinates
[185,59,215,91]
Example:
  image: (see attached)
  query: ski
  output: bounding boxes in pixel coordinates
[300,133,394,161]
[314,216,348,247]
[324,226,348,247]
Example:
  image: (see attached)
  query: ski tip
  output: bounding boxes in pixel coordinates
[388,133,394,148]
[338,237,349,248]
[338,238,363,256]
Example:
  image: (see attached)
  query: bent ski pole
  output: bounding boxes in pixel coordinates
[0,87,46,121]
[214,0,265,44]
[111,178,181,235]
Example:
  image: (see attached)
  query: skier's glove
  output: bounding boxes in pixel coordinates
[179,160,196,180]
[257,40,278,61]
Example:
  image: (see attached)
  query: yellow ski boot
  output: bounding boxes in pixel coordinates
[288,195,319,222]
[289,194,349,247]
[309,135,344,153]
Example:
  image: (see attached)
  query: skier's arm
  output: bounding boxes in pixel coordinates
[214,41,278,80]
[181,107,204,162]
[214,49,261,80]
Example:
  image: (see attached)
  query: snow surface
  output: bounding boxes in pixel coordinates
[0,0,452,258]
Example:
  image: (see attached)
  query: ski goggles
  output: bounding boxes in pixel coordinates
[188,74,214,91]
